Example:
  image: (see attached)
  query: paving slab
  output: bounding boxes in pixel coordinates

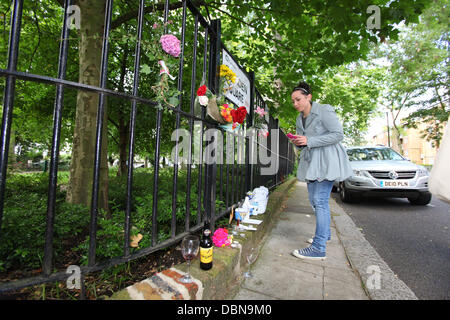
[233,181,369,300]
[109,179,417,301]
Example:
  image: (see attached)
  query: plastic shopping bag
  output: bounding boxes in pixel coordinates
[429,123,450,204]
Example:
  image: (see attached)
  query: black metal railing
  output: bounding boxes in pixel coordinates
[0,0,295,296]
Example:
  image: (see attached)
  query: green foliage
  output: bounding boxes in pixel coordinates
[371,0,449,148]
[318,64,386,145]
[3,0,430,164]
[0,192,47,271]
[0,168,208,271]
[0,173,90,271]
[75,167,204,265]
[0,0,77,156]
[212,0,430,128]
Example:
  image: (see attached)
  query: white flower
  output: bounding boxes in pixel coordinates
[198,95,209,106]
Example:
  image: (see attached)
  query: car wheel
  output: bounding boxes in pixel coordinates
[339,182,352,203]
[408,192,432,205]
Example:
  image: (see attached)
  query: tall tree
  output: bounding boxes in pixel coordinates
[215,0,430,125]
[0,0,77,163]
[3,0,430,208]
[318,64,385,145]
[66,0,109,211]
[371,0,448,151]
[400,0,449,147]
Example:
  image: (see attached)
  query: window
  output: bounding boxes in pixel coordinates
[346,148,405,161]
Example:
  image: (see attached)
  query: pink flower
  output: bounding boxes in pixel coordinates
[160,34,181,58]
[258,129,269,137]
[212,228,232,247]
[255,106,267,117]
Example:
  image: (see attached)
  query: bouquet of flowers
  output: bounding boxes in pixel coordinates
[220,103,233,123]
[219,64,236,94]
[140,21,181,111]
[195,84,227,124]
[212,228,233,247]
[229,105,248,130]
[253,106,269,137]
[195,65,248,131]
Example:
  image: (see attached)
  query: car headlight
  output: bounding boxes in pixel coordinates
[417,168,429,177]
[352,170,367,177]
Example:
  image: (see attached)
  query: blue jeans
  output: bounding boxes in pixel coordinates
[307,180,334,253]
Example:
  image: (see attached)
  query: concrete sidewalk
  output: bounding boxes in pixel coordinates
[233,180,418,300]
[108,178,418,300]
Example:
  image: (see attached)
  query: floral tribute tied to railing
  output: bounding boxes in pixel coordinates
[253,106,269,137]
[195,64,247,132]
[140,20,181,111]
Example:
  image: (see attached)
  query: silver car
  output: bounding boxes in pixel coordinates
[337,146,432,205]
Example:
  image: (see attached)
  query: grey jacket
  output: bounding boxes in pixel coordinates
[296,101,353,182]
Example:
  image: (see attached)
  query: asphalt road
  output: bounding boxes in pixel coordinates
[331,192,450,300]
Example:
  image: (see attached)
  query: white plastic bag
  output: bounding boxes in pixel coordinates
[251,186,268,214]
[429,123,450,204]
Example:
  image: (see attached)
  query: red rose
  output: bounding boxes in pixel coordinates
[231,106,247,124]
[197,85,207,96]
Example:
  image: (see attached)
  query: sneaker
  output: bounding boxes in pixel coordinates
[291,247,326,261]
[306,237,331,244]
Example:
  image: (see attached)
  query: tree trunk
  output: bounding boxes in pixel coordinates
[389,107,404,155]
[66,0,109,213]
[8,130,16,166]
[391,126,403,155]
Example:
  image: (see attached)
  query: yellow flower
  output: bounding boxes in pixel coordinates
[219,64,236,83]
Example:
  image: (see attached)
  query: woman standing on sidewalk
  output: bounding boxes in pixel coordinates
[290,81,352,260]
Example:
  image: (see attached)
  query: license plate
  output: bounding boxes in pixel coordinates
[380,180,409,187]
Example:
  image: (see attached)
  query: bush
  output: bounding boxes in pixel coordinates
[0,174,90,271]
[76,168,202,264]
[0,167,222,272]
[0,167,222,273]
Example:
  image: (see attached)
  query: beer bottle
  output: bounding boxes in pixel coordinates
[200,229,213,270]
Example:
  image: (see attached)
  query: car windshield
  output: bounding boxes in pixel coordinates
[346,148,405,161]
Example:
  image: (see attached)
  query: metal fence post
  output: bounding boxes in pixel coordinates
[0,0,23,237]
[43,0,73,276]
[123,0,145,258]
[88,0,114,267]
[246,71,255,192]
[204,19,221,232]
